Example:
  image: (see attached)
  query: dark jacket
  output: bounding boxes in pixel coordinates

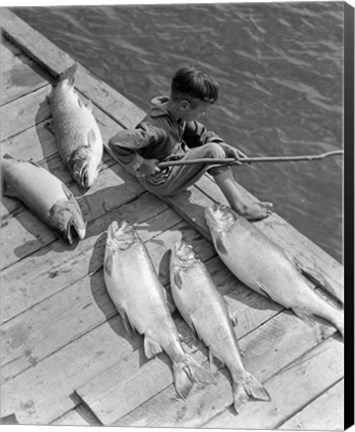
[109,95,224,172]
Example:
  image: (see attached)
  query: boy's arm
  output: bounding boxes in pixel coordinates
[183,121,244,160]
[183,120,224,148]
[109,123,166,174]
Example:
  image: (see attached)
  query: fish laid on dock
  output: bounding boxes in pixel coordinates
[205,204,344,337]
[1,155,86,244]
[50,63,103,190]
[170,240,271,413]
[103,220,213,400]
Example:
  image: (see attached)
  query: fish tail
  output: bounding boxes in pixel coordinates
[231,373,270,413]
[173,355,215,400]
[232,381,249,413]
[243,372,271,402]
[329,308,344,338]
[57,63,78,85]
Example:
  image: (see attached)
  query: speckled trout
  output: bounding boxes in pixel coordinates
[103,220,213,399]
[170,240,271,413]
[205,204,344,337]
[50,63,103,189]
[1,156,86,244]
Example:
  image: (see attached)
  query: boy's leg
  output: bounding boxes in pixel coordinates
[213,168,273,221]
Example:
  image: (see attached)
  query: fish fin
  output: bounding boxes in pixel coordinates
[226,303,238,326]
[215,232,228,255]
[143,334,163,359]
[295,261,342,304]
[209,350,224,372]
[256,282,274,301]
[87,128,98,146]
[331,309,344,338]
[2,184,17,198]
[163,288,176,314]
[117,306,135,336]
[2,153,15,160]
[292,309,317,327]
[173,270,183,290]
[231,382,249,414]
[179,331,197,350]
[104,252,113,277]
[173,355,215,399]
[86,100,93,112]
[45,119,54,134]
[244,373,271,402]
[29,159,40,168]
[57,63,78,84]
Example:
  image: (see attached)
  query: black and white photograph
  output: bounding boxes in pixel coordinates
[0,0,353,430]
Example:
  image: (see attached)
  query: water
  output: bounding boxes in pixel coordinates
[13,2,343,263]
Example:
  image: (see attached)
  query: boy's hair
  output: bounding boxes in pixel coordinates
[170,66,219,107]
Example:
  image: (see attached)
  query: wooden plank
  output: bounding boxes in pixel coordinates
[1,158,141,270]
[204,337,343,429]
[0,36,23,71]
[279,379,344,431]
[1,38,49,106]
[1,210,56,270]
[1,120,57,163]
[1,99,120,221]
[50,405,101,427]
[2,8,343,304]
[1,216,214,383]
[0,314,138,424]
[1,10,74,79]
[0,11,343,430]
[75,281,277,426]
[1,189,163,323]
[0,233,213,425]
[0,85,51,142]
[1,9,144,129]
[113,311,338,427]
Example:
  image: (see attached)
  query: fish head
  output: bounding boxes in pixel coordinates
[171,240,198,269]
[106,220,137,251]
[72,156,101,190]
[64,215,87,244]
[50,201,87,245]
[205,203,237,232]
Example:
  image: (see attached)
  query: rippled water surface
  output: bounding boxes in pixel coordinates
[13,2,344,262]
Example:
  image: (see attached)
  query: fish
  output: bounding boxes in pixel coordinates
[1,155,86,244]
[103,220,213,399]
[50,63,103,189]
[170,240,271,413]
[205,204,344,337]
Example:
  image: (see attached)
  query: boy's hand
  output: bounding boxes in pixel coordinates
[137,158,161,176]
[219,143,243,164]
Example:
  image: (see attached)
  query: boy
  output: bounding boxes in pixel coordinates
[109,66,273,221]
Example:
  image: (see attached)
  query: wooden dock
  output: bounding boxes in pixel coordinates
[0,8,344,429]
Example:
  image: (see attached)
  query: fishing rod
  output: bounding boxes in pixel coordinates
[157,150,343,168]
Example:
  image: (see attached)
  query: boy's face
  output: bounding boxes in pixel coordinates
[179,100,212,122]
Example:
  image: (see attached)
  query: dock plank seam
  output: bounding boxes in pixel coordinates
[274,376,344,430]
